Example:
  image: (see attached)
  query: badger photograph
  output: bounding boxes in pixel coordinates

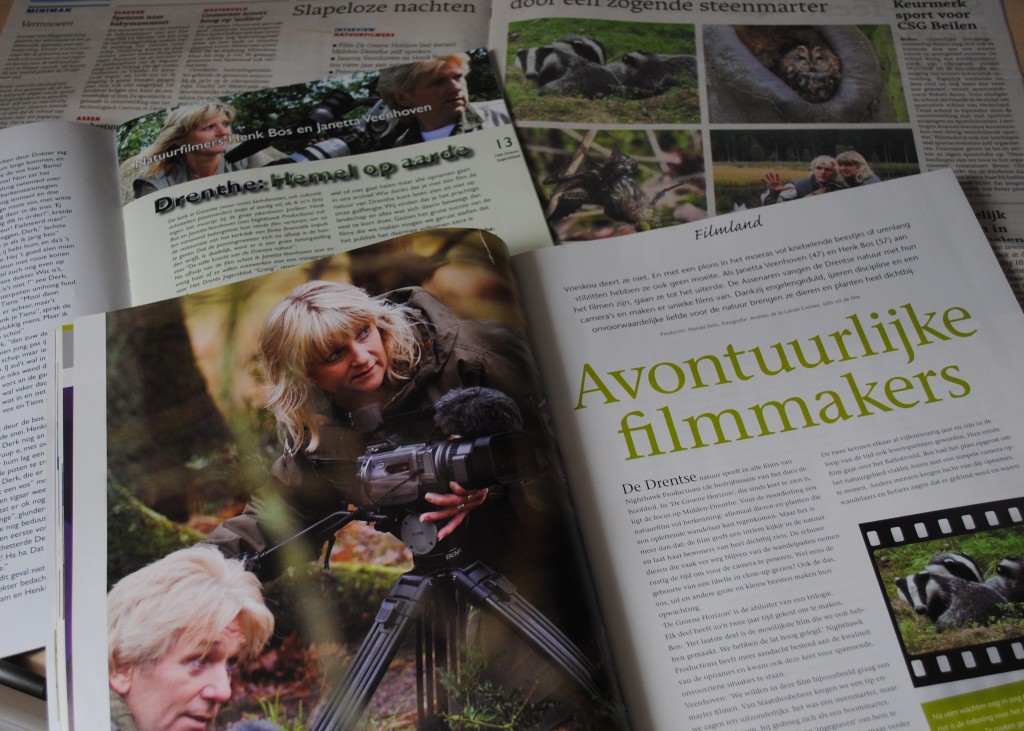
[870,524,1024,659]
[516,127,706,242]
[505,18,699,125]
[703,25,908,124]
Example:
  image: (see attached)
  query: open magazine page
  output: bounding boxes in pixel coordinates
[512,170,1024,730]
[486,2,1024,301]
[114,51,555,305]
[68,229,628,730]
[0,0,490,128]
[0,120,128,659]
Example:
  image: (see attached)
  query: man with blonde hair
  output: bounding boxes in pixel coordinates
[375,53,510,145]
[107,546,274,731]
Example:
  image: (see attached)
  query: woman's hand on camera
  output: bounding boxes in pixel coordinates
[421,483,489,540]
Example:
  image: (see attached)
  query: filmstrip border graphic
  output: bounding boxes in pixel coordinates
[861,497,1024,688]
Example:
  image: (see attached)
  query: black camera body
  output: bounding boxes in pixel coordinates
[355,431,535,507]
[225,91,400,165]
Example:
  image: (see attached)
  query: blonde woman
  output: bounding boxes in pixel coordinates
[122,101,279,201]
[837,150,882,187]
[206,280,552,576]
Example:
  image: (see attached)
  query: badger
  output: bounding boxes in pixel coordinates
[611,51,699,98]
[995,556,1024,603]
[515,47,623,98]
[552,34,606,65]
[515,34,605,81]
[895,570,1008,632]
[925,551,984,583]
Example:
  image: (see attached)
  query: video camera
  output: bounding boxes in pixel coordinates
[225,89,401,166]
[355,431,535,507]
[354,387,537,558]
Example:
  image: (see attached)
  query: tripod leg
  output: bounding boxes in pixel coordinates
[450,561,606,698]
[310,571,435,731]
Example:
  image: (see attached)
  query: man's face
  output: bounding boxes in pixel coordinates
[396,61,469,131]
[110,617,246,731]
[813,162,835,183]
[309,322,389,395]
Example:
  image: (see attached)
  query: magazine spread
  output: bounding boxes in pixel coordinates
[68,228,630,731]
[511,169,1024,729]
[0,51,554,661]
[64,170,1024,730]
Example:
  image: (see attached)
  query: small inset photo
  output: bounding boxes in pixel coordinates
[505,18,699,125]
[518,127,706,242]
[710,128,919,214]
[704,25,908,124]
[862,498,1024,687]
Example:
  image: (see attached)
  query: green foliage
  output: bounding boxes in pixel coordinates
[508,17,695,60]
[265,562,408,645]
[256,695,307,731]
[438,651,554,730]
[106,480,205,586]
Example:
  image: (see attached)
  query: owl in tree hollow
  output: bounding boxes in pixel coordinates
[778,44,842,102]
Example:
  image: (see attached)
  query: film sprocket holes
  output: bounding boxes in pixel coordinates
[861,498,1024,687]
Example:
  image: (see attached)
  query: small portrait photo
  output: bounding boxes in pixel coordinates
[504,18,699,125]
[102,228,625,729]
[863,499,1024,687]
[709,128,919,214]
[517,127,706,242]
[704,25,908,124]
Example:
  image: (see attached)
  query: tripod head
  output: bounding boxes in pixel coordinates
[240,502,476,577]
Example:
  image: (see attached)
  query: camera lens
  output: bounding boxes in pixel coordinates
[436,433,535,489]
[287,138,353,162]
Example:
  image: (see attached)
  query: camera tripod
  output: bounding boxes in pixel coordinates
[251,509,607,730]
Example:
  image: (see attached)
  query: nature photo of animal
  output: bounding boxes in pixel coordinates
[505,18,699,125]
[872,526,1024,662]
[703,25,909,124]
[518,128,706,242]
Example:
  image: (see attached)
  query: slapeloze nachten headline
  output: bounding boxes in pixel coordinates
[574,301,977,461]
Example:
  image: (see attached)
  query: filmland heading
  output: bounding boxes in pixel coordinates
[695,214,763,241]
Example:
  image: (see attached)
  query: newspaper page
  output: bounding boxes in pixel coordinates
[0,0,490,129]
[512,170,1024,730]
[0,120,127,660]
[487,1,1024,300]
